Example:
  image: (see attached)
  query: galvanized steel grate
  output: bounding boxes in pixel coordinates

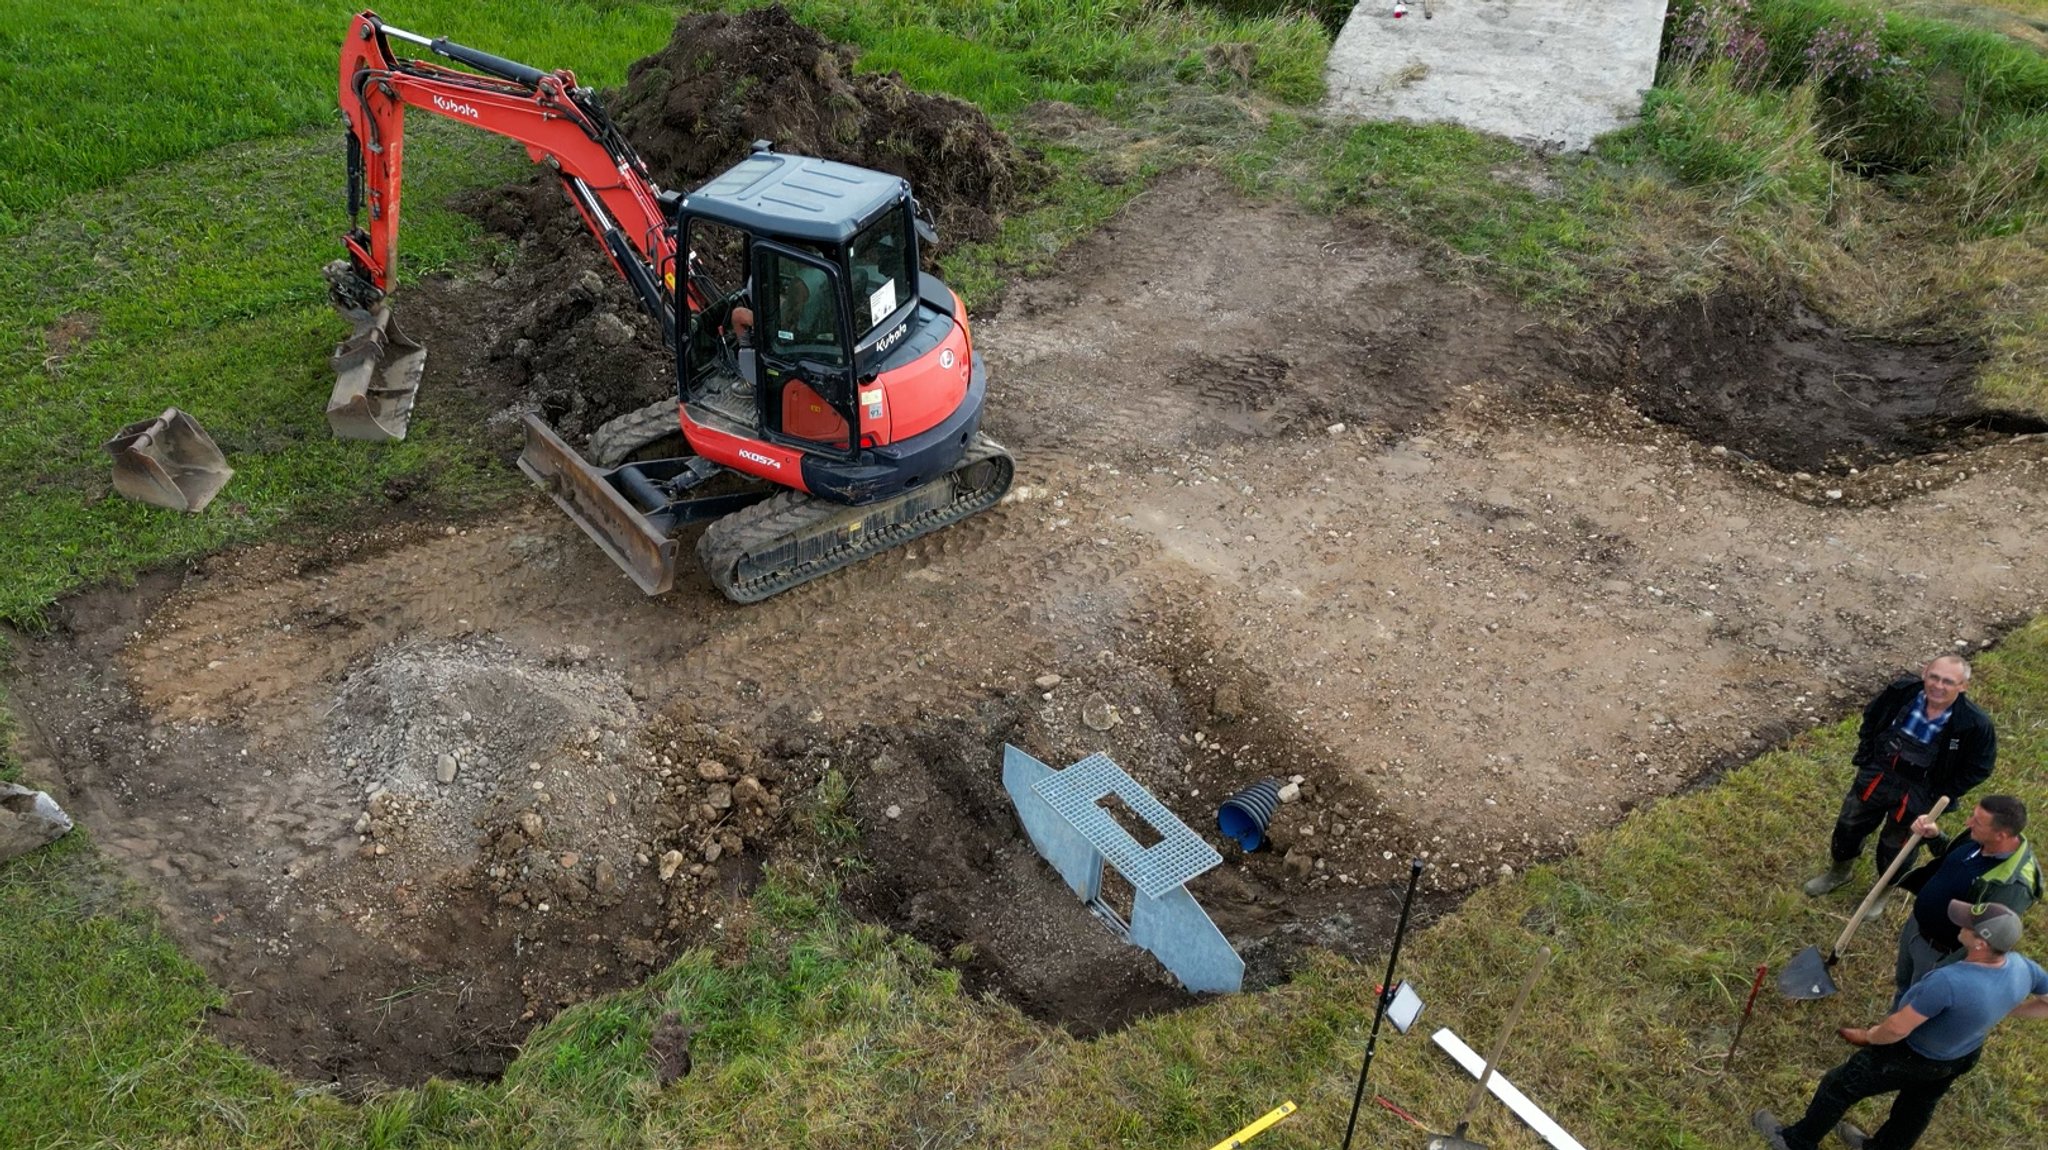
[1033,752,1220,899]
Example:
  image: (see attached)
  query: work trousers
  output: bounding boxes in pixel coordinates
[1828,782,1924,876]
[1781,1043,1980,1150]
[1890,918,1961,1008]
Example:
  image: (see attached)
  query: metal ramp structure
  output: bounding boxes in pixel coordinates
[1324,0,1672,152]
[1002,745,1244,993]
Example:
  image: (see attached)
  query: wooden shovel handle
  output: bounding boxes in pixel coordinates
[1831,795,1950,956]
[1456,945,1552,1128]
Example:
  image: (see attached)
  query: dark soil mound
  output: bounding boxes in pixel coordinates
[1562,292,2017,474]
[446,5,1030,445]
[611,4,1027,248]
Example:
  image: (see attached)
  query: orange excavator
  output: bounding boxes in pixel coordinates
[328,10,1012,601]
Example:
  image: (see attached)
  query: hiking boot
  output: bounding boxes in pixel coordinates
[1803,860,1855,897]
[1860,890,1893,922]
[1835,1120,1869,1150]
[1752,1110,1793,1150]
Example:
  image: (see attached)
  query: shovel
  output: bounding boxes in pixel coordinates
[1780,795,1949,1000]
[1425,945,1552,1150]
[103,408,234,513]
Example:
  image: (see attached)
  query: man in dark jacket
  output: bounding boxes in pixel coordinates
[1803,656,1996,912]
[1891,795,2041,1002]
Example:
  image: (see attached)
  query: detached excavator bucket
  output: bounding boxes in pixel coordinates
[516,414,679,595]
[103,408,234,513]
[327,304,425,441]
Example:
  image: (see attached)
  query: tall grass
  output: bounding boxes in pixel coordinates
[1653,0,2048,227]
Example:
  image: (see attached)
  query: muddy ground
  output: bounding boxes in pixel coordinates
[12,16,2048,1092]
[17,169,2048,1087]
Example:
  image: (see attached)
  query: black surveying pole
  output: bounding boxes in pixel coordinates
[1340,857,1425,1150]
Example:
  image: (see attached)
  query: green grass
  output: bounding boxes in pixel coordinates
[0,1,684,236]
[0,121,530,627]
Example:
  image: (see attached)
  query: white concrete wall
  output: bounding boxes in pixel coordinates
[1323,0,1671,151]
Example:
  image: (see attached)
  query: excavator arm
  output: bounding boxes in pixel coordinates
[327,9,691,439]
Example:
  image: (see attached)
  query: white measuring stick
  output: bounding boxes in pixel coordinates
[1431,1028,1586,1150]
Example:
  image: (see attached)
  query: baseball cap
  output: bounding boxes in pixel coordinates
[1948,900,2023,953]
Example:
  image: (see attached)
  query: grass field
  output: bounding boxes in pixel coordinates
[5,0,2048,1147]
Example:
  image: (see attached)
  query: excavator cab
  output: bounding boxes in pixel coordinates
[330,13,1008,602]
[673,146,927,460]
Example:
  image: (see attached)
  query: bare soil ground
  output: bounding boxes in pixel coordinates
[16,170,2048,1087]
[12,13,2048,1091]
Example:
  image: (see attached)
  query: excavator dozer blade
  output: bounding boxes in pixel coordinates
[516,413,679,596]
[103,408,234,513]
[327,304,425,441]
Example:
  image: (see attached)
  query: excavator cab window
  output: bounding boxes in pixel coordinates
[848,207,914,340]
[677,218,750,393]
[753,242,855,452]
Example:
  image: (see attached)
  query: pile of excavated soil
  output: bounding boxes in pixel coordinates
[1554,291,2033,475]
[611,3,1027,248]
[321,636,653,911]
[455,4,1031,445]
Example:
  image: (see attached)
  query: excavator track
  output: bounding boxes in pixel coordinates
[588,398,682,465]
[697,435,1013,603]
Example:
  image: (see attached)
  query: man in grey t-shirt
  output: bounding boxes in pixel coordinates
[1752,901,2048,1150]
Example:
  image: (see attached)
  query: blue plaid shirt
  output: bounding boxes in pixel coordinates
[1900,691,1953,746]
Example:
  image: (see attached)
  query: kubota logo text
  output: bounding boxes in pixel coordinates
[433,95,481,120]
[739,448,782,470]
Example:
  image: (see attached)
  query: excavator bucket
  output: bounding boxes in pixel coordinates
[103,408,234,513]
[516,414,680,595]
[327,304,425,441]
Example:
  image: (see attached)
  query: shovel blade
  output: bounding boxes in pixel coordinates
[1425,1131,1486,1150]
[327,304,425,441]
[1779,946,1839,1000]
[103,408,234,513]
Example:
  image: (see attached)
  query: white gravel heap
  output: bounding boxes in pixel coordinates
[323,637,650,879]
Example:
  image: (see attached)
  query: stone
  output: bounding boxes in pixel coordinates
[705,784,733,810]
[1277,781,1302,804]
[1212,682,1245,720]
[0,784,73,862]
[702,840,723,864]
[885,804,902,820]
[436,753,459,784]
[696,759,731,781]
[1082,692,1119,731]
[732,776,768,808]
[1034,673,1063,689]
[659,850,685,881]
[519,811,545,840]
[1282,849,1314,878]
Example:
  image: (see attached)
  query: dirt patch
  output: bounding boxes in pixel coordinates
[15,168,2048,1086]
[1560,290,2033,474]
